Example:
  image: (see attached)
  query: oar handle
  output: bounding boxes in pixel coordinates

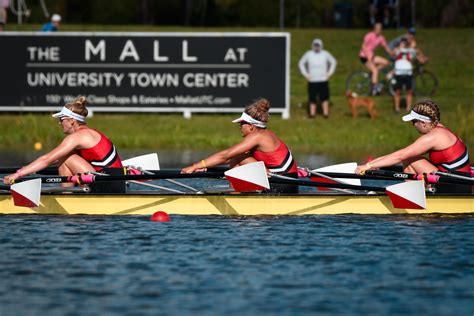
[366,170,473,186]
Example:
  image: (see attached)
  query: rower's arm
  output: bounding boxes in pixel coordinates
[14,136,79,176]
[182,134,260,173]
[356,134,435,173]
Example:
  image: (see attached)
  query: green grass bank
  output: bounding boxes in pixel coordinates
[1,25,473,163]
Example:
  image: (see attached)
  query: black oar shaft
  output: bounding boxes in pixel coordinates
[312,171,396,181]
[0,167,59,175]
[269,177,386,192]
[20,171,225,184]
[366,170,473,186]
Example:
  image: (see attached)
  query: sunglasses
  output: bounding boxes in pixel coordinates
[58,117,73,124]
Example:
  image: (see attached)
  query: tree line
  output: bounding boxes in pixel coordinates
[12,0,474,27]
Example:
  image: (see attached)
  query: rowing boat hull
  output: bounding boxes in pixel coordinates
[0,193,472,215]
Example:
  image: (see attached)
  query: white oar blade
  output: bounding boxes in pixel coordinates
[314,162,361,186]
[386,181,426,209]
[225,161,270,192]
[123,153,160,170]
[11,179,42,208]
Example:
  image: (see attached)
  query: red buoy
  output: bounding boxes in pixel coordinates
[150,211,170,222]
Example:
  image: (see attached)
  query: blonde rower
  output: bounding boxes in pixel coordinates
[356,100,470,192]
[181,98,298,193]
[3,96,122,185]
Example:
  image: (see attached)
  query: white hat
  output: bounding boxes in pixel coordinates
[232,112,266,128]
[51,14,61,22]
[402,110,432,122]
[52,107,86,122]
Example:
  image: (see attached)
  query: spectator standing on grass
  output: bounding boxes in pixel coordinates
[389,27,429,64]
[392,37,416,113]
[41,14,61,32]
[359,23,393,96]
[298,38,337,118]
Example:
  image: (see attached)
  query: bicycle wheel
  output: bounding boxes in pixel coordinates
[414,70,438,96]
[346,70,372,96]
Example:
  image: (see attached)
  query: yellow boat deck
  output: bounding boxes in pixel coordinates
[0,192,472,215]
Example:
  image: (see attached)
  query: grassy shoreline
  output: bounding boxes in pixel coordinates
[1,25,472,163]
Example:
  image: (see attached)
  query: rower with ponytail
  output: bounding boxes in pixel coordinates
[182,98,299,193]
[3,96,123,187]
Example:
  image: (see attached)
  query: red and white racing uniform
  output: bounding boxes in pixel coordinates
[78,130,123,171]
[253,140,298,175]
[429,127,470,173]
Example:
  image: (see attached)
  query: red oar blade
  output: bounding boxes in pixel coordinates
[386,181,426,209]
[123,153,160,170]
[225,161,270,192]
[11,179,42,208]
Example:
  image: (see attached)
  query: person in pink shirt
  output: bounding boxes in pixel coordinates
[359,23,393,95]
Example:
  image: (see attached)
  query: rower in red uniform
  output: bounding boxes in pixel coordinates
[3,96,122,186]
[181,98,299,193]
[356,99,471,192]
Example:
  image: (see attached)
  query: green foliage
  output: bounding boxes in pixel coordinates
[11,0,474,27]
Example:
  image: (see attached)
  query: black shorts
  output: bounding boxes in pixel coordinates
[393,75,413,91]
[268,172,299,194]
[308,81,330,103]
[360,56,369,64]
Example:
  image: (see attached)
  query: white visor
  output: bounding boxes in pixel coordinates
[232,112,266,128]
[402,110,432,122]
[52,107,86,122]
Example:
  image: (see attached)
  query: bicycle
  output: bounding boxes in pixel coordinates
[346,61,438,97]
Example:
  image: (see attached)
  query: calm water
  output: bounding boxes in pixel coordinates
[1,215,474,316]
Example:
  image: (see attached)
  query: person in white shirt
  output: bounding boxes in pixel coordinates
[298,38,337,118]
[392,37,416,113]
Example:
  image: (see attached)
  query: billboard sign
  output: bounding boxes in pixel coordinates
[0,32,290,117]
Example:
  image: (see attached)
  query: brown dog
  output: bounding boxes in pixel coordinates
[346,90,377,119]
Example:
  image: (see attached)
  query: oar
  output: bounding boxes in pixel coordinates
[123,153,202,193]
[16,171,225,184]
[366,169,473,186]
[5,171,226,207]
[273,173,357,194]
[311,163,361,186]
[224,162,425,209]
[0,167,58,175]
[268,176,426,209]
[9,178,42,207]
[89,170,186,194]
[434,170,473,182]
[6,161,426,210]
